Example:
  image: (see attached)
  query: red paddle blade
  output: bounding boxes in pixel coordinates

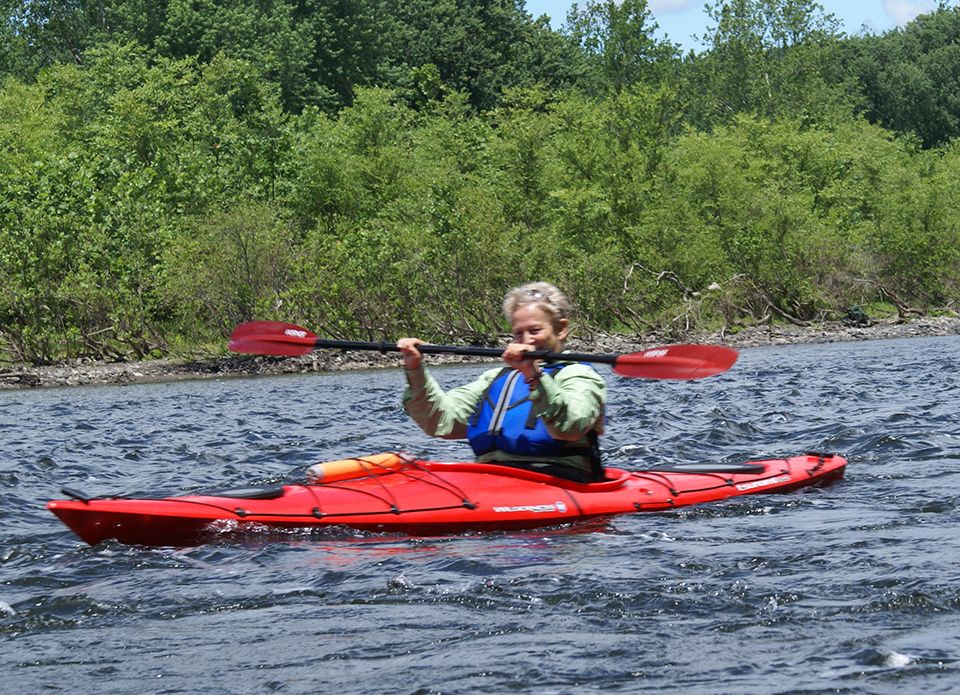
[228,321,317,356]
[230,321,317,341]
[228,338,314,356]
[613,344,738,380]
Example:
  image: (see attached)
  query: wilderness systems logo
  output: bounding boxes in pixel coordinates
[735,475,791,492]
[284,328,308,338]
[492,501,568,514]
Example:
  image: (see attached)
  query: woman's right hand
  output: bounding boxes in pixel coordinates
[397,338,425,370]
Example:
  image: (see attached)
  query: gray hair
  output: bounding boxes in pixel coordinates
[502,281,572,329]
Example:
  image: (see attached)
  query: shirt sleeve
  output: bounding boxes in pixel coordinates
[531,363,607,441]
[402,365,501,439]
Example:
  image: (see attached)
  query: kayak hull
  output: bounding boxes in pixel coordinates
[48,452,846,547]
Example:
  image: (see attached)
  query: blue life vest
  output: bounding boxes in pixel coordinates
[466,363,601,463]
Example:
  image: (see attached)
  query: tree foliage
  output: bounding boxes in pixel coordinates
[841,5,960,147]
[563,0,679,93]
[680,0,857,127]
[2,1,960,364]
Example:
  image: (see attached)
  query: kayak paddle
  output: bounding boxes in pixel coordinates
[228,321,738,380]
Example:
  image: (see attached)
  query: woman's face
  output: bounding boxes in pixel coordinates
[510,304,568,352]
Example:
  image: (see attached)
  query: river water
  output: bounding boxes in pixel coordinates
[2,335,959,694]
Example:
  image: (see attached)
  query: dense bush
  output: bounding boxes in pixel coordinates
[2,2,960,364]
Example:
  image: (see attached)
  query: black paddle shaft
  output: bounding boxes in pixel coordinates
[312,338,619,365]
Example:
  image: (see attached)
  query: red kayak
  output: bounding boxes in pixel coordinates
[48,451,846,547]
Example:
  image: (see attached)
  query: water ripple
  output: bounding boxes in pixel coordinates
[3,336,960,693]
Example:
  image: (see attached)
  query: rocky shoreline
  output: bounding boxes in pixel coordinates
[2,315,959,390]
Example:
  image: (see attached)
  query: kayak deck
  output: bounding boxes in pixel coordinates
[48,452,847,547]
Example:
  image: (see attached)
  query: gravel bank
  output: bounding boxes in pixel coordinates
[2,315,958,390]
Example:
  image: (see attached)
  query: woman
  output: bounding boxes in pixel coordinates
[398,282,607,483]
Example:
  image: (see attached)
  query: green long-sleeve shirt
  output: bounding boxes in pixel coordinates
[402,362,606,477]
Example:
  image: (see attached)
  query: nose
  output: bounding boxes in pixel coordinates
[518,332,536,345]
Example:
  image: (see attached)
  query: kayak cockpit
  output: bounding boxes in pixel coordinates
[419,460,632,491]
[196,484,286,500]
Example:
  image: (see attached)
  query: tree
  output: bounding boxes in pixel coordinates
[563,0,679,93]
[842,5,960,147]
[683,0,851,126]
[143,0,328,111]
[385,0,583,110]
[0,44,291,363]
